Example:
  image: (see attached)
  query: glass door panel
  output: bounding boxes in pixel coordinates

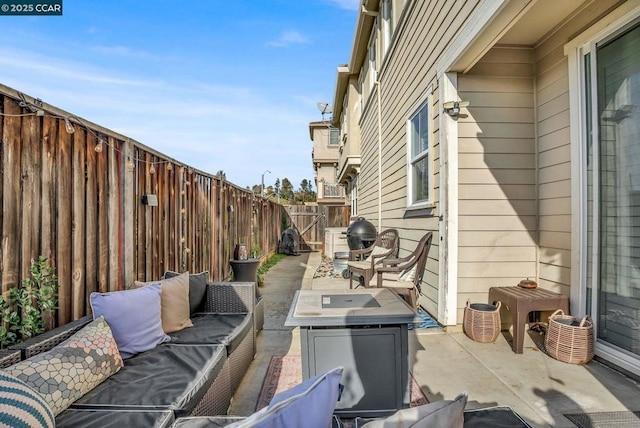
[595,23,640,356]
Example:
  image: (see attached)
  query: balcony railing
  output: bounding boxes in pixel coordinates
[322,183,344,198]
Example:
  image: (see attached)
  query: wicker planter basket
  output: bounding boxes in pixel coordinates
[545,309,594,365]
[463,301,501,343]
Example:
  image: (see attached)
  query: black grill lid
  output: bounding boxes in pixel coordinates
[346,217,377,240]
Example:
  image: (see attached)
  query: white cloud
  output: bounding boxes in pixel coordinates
[90,45,162,60]
[267,30,309,48]
[324,0,359,11]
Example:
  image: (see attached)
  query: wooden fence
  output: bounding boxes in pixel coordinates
[0,87,284,326]
[284,205,350,252]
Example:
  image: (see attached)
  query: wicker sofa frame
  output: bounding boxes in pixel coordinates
[6,281,258,422]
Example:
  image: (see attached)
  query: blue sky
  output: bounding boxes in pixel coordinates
[0,0,357,189]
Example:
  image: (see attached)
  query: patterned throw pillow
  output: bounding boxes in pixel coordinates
[0,370,55,427]
[5,317,124,416]
[133,272,194,333]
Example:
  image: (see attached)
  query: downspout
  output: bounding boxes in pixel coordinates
[377,79,382,231]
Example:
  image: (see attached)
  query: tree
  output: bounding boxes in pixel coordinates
[274,178,281,199]
[281,178,294,201]
[251,184,262,194]
[297,179,317,203]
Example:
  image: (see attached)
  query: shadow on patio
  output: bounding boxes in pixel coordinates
[232,252,640,428]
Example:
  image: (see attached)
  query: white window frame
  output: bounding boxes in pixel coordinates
[368,29,377,95]
[351,175,358,216]
[382,0,393,54]
[567,3,640,376]
[406,87,432,208]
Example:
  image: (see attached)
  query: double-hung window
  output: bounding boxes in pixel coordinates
[329,128,339,146]
[406,95,430,207]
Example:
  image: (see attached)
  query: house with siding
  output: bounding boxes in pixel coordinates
[331,0,640,376]
[309,121,347,206]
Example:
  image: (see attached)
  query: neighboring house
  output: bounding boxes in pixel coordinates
[309,121,347,206]
[331,0,640,376]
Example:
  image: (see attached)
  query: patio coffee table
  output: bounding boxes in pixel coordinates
[285,288,421,418]
[488,286,569,354]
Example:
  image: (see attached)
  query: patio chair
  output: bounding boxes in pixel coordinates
[348,229,399,288]
[374,232,433,309]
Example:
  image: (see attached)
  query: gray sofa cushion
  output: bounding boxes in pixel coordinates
[172,416,245,427]
[70,344,226,417]
[463,406,532,427]
[169,313,252,354]
[57,409,174,428]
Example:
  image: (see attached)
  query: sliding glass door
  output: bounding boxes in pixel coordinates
[585,21,640,365]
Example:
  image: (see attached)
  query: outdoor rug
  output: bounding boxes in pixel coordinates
[256,355,429,411]
[408,308,440,330]
[564,411,640,428]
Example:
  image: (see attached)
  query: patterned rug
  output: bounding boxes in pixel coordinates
[256,355,429,411]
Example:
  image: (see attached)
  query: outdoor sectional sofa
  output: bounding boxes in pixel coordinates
[0,280,260,428]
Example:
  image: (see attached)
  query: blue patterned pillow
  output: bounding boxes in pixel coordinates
[0,371,55,428]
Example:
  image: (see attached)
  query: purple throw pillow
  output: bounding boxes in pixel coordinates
[90,283,169,359]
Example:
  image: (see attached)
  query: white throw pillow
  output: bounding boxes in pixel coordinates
[361,392,468,428]
[365,246,390,264]
[399,265,417,282]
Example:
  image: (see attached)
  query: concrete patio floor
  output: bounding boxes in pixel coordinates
[229,252,640,427]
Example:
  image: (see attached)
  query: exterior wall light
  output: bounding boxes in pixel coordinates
[443,100,469,119]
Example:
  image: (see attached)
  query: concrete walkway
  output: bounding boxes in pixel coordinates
[230,252,640,427]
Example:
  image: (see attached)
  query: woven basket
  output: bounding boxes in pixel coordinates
[545,309,594,364]
[463,301,501,343]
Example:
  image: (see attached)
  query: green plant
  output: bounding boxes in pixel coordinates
[256,253,286,287]
[251,243,261,259]
[0,256,58,349]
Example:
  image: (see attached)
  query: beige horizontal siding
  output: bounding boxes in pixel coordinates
[360,0,481,317]
[530,0,624,293]
[457,47,536,313]
[458,200,536,216]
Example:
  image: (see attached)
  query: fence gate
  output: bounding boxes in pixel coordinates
[284,205,350,252]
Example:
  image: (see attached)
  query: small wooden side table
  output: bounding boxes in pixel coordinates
[488,286,570,354]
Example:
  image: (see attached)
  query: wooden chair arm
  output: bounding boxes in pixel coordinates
[382,254,413,267]
[349,246,374,261]
[376,264,405,274]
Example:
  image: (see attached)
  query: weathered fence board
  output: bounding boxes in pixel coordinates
[56,116,72,325]
[2,98,21,294]
[85,132,98,308]
[72,126,86,319]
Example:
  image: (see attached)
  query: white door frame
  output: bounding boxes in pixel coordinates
[566,2,640,376]
[438,72,459,325]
